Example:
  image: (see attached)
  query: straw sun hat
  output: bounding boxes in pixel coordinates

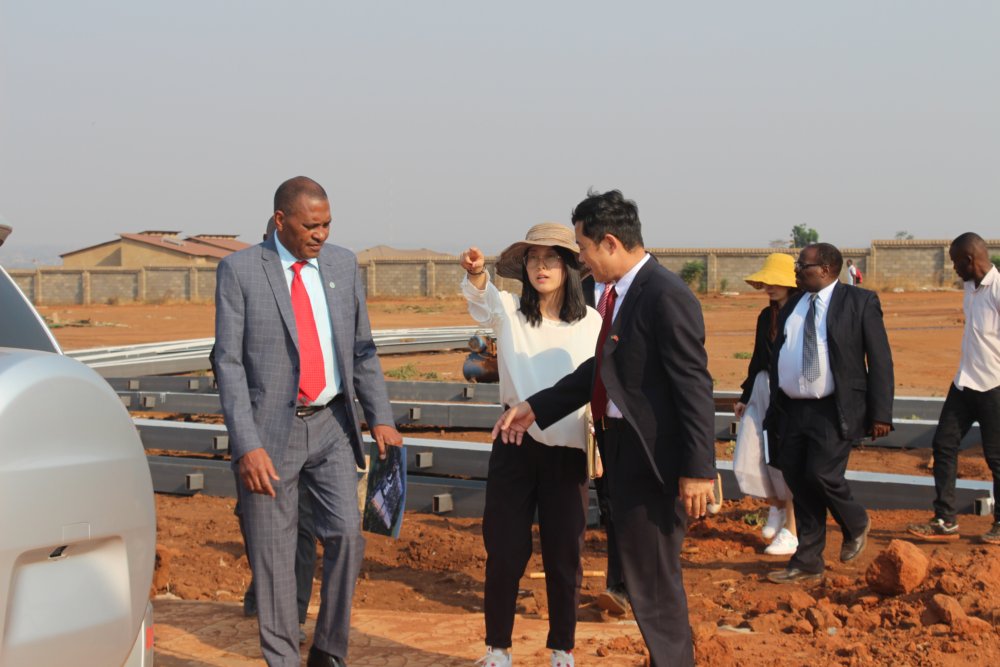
[494,223,581,280]
[744,253,798,289]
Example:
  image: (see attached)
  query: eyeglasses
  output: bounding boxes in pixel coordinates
[794,261,824,271]
[525,253,564,269]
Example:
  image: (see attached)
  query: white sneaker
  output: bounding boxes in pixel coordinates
[764,528,799,556]
[476,647,511,667]
[551,649,574,667]
[761,506,785,540]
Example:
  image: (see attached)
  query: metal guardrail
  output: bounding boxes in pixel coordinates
[145,444,994,516]
[69,327,492,377]
[121,377,988,513]
[122,383,980,450]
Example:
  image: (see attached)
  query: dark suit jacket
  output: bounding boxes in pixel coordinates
[739,305,778,404]
[529,258,717,493]
[765,282,894,441]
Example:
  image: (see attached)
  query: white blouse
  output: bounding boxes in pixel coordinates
[462,271,603,449]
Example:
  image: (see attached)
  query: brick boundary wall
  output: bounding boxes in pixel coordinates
[7,239,998,305]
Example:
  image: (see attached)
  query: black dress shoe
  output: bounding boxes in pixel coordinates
[766,567,824,584]
[840,518,871,563]
[307,646,346,667]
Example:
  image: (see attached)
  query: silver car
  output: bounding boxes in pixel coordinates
[0,223,156,666]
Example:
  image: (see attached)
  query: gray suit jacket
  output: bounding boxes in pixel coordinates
[215,237,395,469]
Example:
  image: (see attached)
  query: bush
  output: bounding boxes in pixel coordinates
[992,255,1000,270]
[385,362,439,381]
[680,261,706,291]
[733,351,752,360]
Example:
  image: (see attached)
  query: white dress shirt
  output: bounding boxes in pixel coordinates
[778,280,837,399]
[955,265,1000,392]
[274,235,342,404]
[604,253,652,418]
[462,272,602,449]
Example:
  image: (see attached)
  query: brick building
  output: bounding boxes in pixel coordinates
[60,231,249,268]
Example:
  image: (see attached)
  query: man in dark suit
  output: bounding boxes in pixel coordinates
[215,176,402,667]
[764,242,894,584]
[494,190,716,666]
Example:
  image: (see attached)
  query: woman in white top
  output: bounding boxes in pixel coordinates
[461,223,602,667]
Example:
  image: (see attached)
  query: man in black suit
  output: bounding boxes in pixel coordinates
[494,190,716,666]
[764,242,894,584]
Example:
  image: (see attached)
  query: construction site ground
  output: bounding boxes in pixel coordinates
[41,290,1000,666]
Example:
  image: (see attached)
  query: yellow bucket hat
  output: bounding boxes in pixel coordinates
[744,253,797,289]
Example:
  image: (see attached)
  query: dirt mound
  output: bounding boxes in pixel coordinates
[154,494,1000,664]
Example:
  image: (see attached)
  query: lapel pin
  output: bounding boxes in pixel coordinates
[328,281,336,289]
[611,335,619,342]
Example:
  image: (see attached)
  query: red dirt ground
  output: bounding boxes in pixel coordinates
[44,290,1000,665]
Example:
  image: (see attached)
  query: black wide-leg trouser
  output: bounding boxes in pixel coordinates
[483,433,588,651]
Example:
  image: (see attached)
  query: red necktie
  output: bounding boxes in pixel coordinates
[591,283,617,423]
[290,261,326,403]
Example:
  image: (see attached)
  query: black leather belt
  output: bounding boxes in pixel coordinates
[600,417,628,432]
[295,394,343,417]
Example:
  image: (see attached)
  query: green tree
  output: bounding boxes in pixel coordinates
[680,260,706,292]
[895,230,915,240]
[790,224,819,248]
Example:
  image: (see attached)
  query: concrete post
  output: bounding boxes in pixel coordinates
[706,253,718,293]
[426,260,436,297]
[190,267,199,301]
[82,271,91,305]
[367,260,377,297]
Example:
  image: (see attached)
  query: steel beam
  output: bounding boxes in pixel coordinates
[135,418,229,454]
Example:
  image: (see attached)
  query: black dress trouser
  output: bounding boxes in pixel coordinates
[775,396,868,574]
[600,418,693,667]
[932,383,1000,524]
[483,432,589,651]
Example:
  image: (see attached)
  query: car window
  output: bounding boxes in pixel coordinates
[0,266,60,353]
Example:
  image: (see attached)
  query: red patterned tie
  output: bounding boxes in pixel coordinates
[290,261,326,403]
[591,283,617,423]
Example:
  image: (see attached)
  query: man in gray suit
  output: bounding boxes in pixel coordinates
[215,176,402,667]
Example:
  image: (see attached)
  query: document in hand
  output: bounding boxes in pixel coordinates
[362,443,407,538]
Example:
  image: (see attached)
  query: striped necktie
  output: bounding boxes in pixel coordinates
[802,293,820,382]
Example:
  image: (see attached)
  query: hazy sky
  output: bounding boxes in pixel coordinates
[2,1,998,266]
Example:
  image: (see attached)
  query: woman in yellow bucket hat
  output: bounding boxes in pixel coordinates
[734,253,801,555]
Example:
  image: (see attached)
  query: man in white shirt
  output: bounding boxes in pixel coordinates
[764,243,894,583]
[846,259,859,286]
[908,232,1000,545]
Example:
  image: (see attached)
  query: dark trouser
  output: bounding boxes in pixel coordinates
[238,484,318,624]
[600,418,692,667]
[483,432,589,651]
[932,383,1000,524]
[594,475,624,590]
[775,396,867,574]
